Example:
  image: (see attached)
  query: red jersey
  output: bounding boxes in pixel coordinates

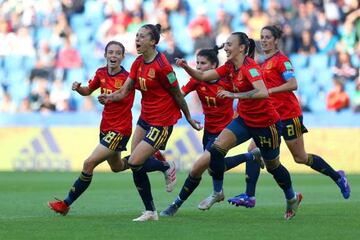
[216,57,279,128]
[88,67,134,136]
[182,77,234,134]
[129,53,181,126]
[261,52,302,120]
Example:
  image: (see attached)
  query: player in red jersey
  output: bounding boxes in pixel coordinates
[228,26,350,208]
[180,46,264,211]
[98,24,201,221]
[47,41,169,216]
[161,32,302,220]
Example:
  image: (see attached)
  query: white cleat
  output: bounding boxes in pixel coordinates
[132,211,159,222]
[164,161,176,192]
[198,190,225,210]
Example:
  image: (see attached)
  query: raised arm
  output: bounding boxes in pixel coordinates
[268,77,297,94]
[217,80,269,99]
[98,77,135,104]
[176,58,220,82]
[169,85,202,131]
[72,82,94,96]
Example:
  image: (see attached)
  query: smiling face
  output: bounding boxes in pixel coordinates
[196,55,216,72]
[135,27,156,54]
[224,34,245,61]
[105,43,124,70]
[260,28,278,53]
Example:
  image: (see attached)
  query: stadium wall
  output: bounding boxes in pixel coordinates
[0,112,359,172]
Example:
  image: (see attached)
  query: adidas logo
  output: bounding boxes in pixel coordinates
[13,128,71,171]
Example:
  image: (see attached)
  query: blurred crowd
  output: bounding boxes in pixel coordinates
[0,0,359,114]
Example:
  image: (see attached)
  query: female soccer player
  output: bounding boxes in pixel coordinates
[180,46,263,211]
[48,41,171,215]
[98,24,201,221]
[161,32,302,220]
[228,25,350,207]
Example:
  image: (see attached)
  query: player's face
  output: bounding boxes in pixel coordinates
[196,55,216,72]
[105,44,124,69]
[135,27,155,54]
[224,35,245,61]
[260,29,277,52]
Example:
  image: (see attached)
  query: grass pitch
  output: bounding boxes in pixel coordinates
[0,171,359,240]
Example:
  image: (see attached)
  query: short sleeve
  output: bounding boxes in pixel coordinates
[88,70,100,90]
[158,64,179,89]
[243,66,263,83]
[215,64,229,78]
[181,78,198,95]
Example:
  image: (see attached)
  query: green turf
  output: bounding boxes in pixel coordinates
[0,171,359,240]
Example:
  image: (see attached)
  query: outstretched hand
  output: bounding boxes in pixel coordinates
[72,81,81,91]
[98,94,110,105]
[217,90,235,99]
[175,58,188,68]
[186,118,203,131]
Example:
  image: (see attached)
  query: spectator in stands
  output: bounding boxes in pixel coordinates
[18,97,32,113]
[333,51,358,82]
[298,30,317,55]
[189,7,215,53]
[56,36,82,81]
[0,91,17,113]
[38,90,56,113]
[247,1,269,41]
[162,34,185,65]
[30,40,56,82]
[326,78,350,112]
[49,78,71,111]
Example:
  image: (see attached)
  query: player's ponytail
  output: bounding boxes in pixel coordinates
[142,23,162,44]
[197,44,224,68]
[247,38,256,59]
[232,32,255,59]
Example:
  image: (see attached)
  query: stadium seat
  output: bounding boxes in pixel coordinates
[65,68,86,84]
[308,54,329,71]
[290,54,309,69]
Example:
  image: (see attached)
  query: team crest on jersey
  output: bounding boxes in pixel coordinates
[148,68,155,78]
[201,86,206,91]
[100,78,105,83]
[265,61,273,69]
[236,71,243,83]
[115,79,122,88]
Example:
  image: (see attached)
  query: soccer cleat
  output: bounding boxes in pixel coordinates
[154,150,166,162]
[164,161,176,192]
[198,190,225,210]
[251,148,264,169]
[48,198,70,216]
[160,203,179,217]
[132,211,159,221]
[284,192,303,220]
[227,193,256,208]
[336,170,351,199]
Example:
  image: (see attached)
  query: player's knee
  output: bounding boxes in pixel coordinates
[83,159,96,173]
[128,162,143,172]
[264,157,280,172]
[209,144,227,159]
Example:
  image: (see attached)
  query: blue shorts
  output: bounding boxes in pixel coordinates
[137,118,173,150]
[226,116,281,160]
[281,116,308,140]
[202,129,221,151]
[99,131,130,152]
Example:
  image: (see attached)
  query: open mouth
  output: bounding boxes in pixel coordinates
[109,59,117,64]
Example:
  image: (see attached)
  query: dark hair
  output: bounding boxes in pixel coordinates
[262,25,283,40]
[231,32,256,59]
[197,44,224,68]
[142,23,162,44]
[105,41,125,55]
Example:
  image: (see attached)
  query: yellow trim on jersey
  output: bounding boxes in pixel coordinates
[154,127,168,149]
[269,125,279,149]
[109,133,123,150]
[294,117,302,138]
